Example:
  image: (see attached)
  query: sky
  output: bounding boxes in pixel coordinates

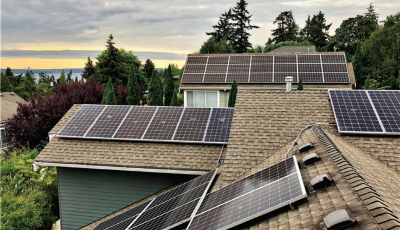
[1,0,399,69]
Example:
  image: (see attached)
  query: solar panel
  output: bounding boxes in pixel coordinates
[113,107,158,139]
[329,90,384,134]
[85,106,131,138]
[204,108,234,143]
[368,90,400,133]
[173,108,212,142]
[181,54,350,84]
[58,105,106,137]
[143,107,184,141]
[93,169,218,230]
[187,156,307,230]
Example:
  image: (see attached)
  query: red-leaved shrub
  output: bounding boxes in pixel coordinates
[4,79,128,149]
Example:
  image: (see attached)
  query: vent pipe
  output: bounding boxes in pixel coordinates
[285,76,293,91]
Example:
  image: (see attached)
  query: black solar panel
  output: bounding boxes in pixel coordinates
[273,73,298,83]
[299,73,323,83]
[323,64,347,73]
[321,54,346,63]
[181,74,204,83]
[187,156,306,230]
[203,74,226,83]
[324,73,350,83]
[227,65,250,74]
[186,57,208,65]
[298,55,321,63]
[204,108,234,143]
[206,65,228,74]
[274,64,297,72]
[184,65,206,73]
[298,64,322,73]
[226,74,249,83]
[250,73,273,83]
[274,55,296,63]
[251,55,273,64]
[58,105,106,137]
[368,91,400,133]
[208,56,229,65]
[229,56,251,64]
[173,108,212,142]
[250,64,273,73]
[113,107,158,139]
[85,106,131,138]
[143,107,184,141]
[329,90,384,133]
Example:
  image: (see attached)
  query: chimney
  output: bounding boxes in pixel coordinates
[285,76,293,91]
[308,47,310,53]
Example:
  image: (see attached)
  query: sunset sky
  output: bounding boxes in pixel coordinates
[1,0,399,69]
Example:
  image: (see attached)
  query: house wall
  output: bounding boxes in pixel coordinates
[57,167,194,230]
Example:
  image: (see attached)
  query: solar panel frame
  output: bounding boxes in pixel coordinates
[143,107,185,141]
[367,90,400,134]
[173,108,212,142]
[187,156,307,230]
[113,107,158,139]
[204,108,234,143]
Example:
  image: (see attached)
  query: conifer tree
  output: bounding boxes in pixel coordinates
[299,15,311,41]
[207,9,234,42]
[82,57,95,79]
[297,78,304,90]
[300,12,331,48]
[59,70,67,85]
[170,88,179,106]
[228,80,238,107]
[231,0,259,53]
[164,64,174,106]
[66,70,73,83]
[98,34,120,83]
[363,75,371,89]
[5,67,14,77]
[1,73,13,92]
[271,11,299,43]
[365,3,379,22]
[25,70,36,84]
[75,76,78,83]
[148,70,163,106]
[143,59,155,81]
[127,66,141,105]
[353,44,364,88]
[397,71,400,89]
[101,77,117,105]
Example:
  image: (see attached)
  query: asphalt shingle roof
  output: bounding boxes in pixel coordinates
[0,92,27,123]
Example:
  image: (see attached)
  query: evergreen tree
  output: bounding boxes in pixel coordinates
[207,9,234,42]
[1,73,13,92]
[127,66,141,105]
[397,71,400,89]
[363,75,371,89]
[101,77,117,105]
[25,70,36,84]
[170,88,179,106]
[228,80,238,107]
[164,64,175,106]
[82,57,95,79]
[301,12,331,48]
[98,34,121,84]
[59,70,67,85]
[365,3,379,22]
[299,15,312,41]
[66,70,73,83]
[75,76,78,83]
[271,11,299,43]
[231,0,259,53]
[148,70,163,106]
[353,44,364,88]
[143,59,155,81]
[297,78,303,90]
[5,67,14,77]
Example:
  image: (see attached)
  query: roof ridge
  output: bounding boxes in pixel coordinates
[313,127,400,230]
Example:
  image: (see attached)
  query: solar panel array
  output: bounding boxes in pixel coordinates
[329,90,400,135]
[181,54,350,84]
[187,156,307,230]
[57,105,234,144]
[93,169,218,230]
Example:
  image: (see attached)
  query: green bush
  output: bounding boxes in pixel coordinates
[1,148,59,229]
[177,93,184,106]
[17,91,30,101]
[264,40,312,52]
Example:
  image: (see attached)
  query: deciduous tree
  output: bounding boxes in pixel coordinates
[200,37,234,54]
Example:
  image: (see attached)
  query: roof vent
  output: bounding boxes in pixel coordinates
[298,142,314,153]
[320,209,356,230]
[310,174,333,190]
[0,94,3,97]
[302,153,320,165]
[10,92,14,95]
[285,76,293,92]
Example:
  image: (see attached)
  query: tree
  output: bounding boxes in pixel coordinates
[164,64,175,106]
[66,70,73,83]
[82,57,96,80]
[397,71,400,89]
[301,11,331,48]
[230,0,259,53]
[271,11,299,43]
[352,43,364,88]
[95,34,122,84]
[365,3,379,22]
[1,73,13,92]
[59,70,67,85]
[38,72,50,84]
[170,88,179,106]
[148,70,163,106]
[5,67,14,77]
[127,66,141,105]
[143,59,155,81]
[228,80,238,107]
[207,9,234,42]
[25,70,36,84]
[363,75,371,89]
[101,77,117,105]
[297,77,303,90]
[200,37,234,54]
[328,15,377,57]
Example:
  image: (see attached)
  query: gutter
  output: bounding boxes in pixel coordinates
[179,86,351,91]
[33,161,208,175]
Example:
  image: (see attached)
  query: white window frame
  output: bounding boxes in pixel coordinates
[184,90,220,108]
[0,127,8,150]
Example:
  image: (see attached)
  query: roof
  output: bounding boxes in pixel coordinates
[267,45,316,53]
[0,92,27,124]
[80,89,400,230]
[36,105,225,173]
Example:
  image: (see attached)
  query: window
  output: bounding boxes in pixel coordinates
[0,128,7,150]
[186,91,218,108]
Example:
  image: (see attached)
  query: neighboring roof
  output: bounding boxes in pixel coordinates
[36,105,225,173]
[82,89,399,229]
[0,92,27,123]
[267,45,316,53]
